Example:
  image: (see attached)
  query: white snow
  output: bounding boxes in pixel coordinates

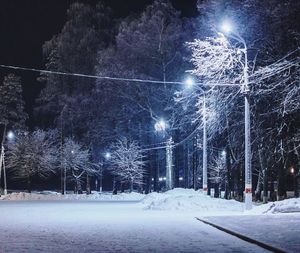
[1,188,299,252]
[0,191,144,201]
[2,188,300,215]
[142,188,244,214]
[246,197,300,214]
[203,214,300,253]
[0,200,268,253]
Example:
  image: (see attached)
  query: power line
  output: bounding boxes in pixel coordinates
[0,63,240,152]
[0,64,241,87]
[0,64,185,85]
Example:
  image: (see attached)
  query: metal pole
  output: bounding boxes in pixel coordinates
[64,167,67,194]
[0,125,7,195]
[202,94,208,195]
[2,146,7,195]
[166,137,174,190]
[243,46,252,210]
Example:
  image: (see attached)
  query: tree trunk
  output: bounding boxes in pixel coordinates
[277,164,287,200]
[225,146,232,199]
[27,174,32,193]
[270,180,276,201]
[263,169,268,203]
[130,179,133,193]
[120,182,125,193]
[74,178,82,194]
[214,183,220,198]
[99,175,103,193]
[255,170,262,202]
[256,148,265,201]
[112,176,117,195]
[86,174,91,195]
[294,173,299,198]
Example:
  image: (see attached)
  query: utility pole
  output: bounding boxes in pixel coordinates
[220,21,253,209]
[243,46,252,210]
[166,137,174,190]
[0,124,7,195]
[202,94,208,195]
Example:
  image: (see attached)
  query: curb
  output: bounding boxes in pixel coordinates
[195,217,287,253]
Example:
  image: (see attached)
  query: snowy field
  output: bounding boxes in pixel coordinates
[2,188,300,214]
[0,188,299,252]
[0,200,268,253]
[0,191,144,201]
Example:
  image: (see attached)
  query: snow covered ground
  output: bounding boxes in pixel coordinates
[0,200,268,253]
[1,188,300,215]
[0,191,144,201]
[203,214,300,253]
[1,188,299,252]
[142,188,244,214]
[246,197,300,214]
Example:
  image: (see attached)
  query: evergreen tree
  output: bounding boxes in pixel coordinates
[0,73,27,131]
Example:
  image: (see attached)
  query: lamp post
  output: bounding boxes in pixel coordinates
[221,21,252,209]
[184,77,208,195]
[0,129,14,195]
[202,94,208,194]
[154,118,174,190]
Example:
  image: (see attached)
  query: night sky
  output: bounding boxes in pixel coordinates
[0,0,198,128]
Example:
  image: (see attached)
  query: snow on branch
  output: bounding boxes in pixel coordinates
[110,137,146,191]
[187,35,244,84]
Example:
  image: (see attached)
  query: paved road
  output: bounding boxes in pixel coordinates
[203,214,300,253]
[0,201,268,253]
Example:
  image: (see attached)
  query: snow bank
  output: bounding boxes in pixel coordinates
[0,191,144,201]
[142,188,244,213]
[249,197,300,214]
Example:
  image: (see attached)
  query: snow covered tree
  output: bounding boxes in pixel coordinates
[183,0,300,201]
[110,137,146,192]
[209,153,227,198]
[6,129,59,192]
[62,138,96,193]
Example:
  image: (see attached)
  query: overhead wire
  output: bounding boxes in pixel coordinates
[0,63,241,151]
[0,64,185,85]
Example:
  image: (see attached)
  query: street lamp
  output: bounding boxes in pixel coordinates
[221,150,226,157]
[220,21,252,210]
[184,77,195,89]
[0,130,14,195]
[184,77,208,195]
[154,118,174,190]
[105,152,111,160]
[7,131,15,141]
[154,119,167,133]
[220,20,232,34]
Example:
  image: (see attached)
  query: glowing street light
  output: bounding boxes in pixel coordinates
[7,131,15,140]
[105,152,111,160]
[154,119,167,133]
[184,77,195,89]
[220,20,252,210]
[220,20,232,34]
[221,150,226,157]
[290,167,295,174]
